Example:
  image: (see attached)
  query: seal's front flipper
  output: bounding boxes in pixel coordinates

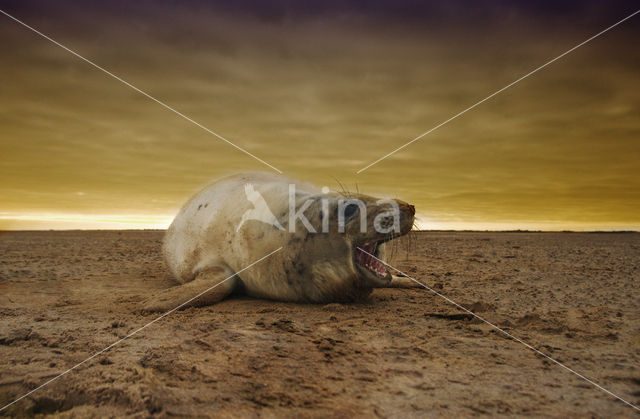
[376,275,423,289]
[142,265,237,312]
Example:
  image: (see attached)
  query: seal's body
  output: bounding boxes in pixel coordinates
[145,172,415,311]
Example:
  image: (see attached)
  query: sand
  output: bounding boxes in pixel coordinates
[0,230,639,417]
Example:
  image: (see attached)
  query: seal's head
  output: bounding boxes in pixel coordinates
[338,196,415,286]
[284,190,415,298]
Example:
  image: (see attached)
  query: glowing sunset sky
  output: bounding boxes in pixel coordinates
[1,1,639,230]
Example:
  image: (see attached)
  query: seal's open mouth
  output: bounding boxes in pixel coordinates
[355,240,390,281]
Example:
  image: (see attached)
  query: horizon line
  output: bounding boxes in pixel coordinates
[1,228,637,233]
[1,212,638,233]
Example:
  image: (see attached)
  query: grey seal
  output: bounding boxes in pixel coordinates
[144,172,415,311]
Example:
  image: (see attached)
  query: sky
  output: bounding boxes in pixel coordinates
[1,0,639,230]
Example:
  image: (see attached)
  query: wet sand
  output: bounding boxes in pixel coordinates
[0,230,639,417]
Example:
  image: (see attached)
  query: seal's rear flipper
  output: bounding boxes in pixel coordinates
[142,265,238,312]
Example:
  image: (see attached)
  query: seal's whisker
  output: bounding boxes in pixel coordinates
[406,229,415,260]
[403,233,408,261]
[335,178,353,198]
[390,231,400,262]
[330,176,347,197]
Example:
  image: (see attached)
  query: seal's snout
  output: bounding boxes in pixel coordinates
[394,200,415,234]
[402,204,415,218]
[394,199,415,216]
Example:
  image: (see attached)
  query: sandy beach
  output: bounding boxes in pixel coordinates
[1,230,639,417]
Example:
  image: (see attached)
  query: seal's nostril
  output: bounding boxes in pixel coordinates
[408,204,415,215]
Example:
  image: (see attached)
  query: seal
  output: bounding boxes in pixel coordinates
[143,172,415,312]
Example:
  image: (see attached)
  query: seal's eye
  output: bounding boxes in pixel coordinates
[343,203,359,219]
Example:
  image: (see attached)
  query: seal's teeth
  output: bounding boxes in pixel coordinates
[356,245,388,278]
